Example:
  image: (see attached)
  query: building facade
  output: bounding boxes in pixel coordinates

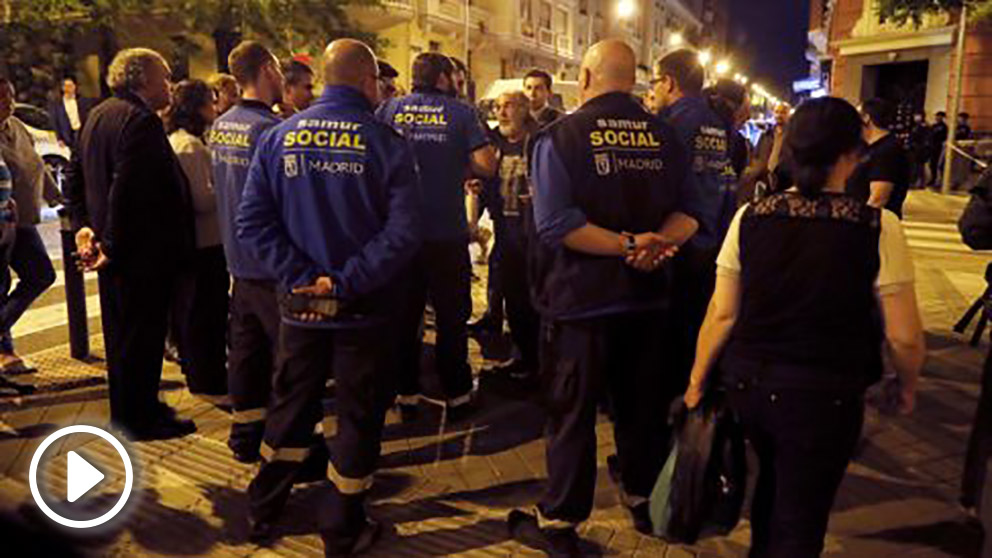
[352,0,722,102]
[809,0,992,131]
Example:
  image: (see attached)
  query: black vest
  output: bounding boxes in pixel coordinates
[530,92,688,320]
[725,192,884,385]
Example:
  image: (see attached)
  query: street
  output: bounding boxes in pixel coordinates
[0,190,987,558]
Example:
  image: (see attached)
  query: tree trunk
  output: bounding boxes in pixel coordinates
[213,27,242,73]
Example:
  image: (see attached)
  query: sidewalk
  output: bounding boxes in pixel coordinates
[0,192,989,557]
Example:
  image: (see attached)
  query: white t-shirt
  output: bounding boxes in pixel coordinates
[64,97,81,131]
[715,203,915,295]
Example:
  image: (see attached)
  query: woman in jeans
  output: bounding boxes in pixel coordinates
[164,80,229,403]
[683,97,927,558]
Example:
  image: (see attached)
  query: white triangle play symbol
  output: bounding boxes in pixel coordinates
[66,451,105,503]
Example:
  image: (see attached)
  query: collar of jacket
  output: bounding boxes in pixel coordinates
[660,94,704,120]
[237,99,274,112]
[315,85,374,113]
[113,90,150,111]
[580,91,635,111]
[411,85,451,97]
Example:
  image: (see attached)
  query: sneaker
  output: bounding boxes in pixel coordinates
[507,509,581,558]
[323,518,383,558]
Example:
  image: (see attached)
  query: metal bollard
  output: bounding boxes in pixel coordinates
[58,208,89,360]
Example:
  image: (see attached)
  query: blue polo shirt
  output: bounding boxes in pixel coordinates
[376,88,490,241]
[660,95,738,251]
[209,99,281,279]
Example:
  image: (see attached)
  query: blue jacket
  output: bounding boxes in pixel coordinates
[376,89,490,241]
[237,86,422,328]
[660,96,738,251]
[210,100,281,280]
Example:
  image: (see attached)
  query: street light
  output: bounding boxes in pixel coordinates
[617,0,636,19]
[669,32,684,47]
[715,59,730,75]
[698,49,712,66]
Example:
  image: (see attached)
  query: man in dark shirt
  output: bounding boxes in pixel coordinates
[957,112,973,140]
[908,112,931,189]
[848,98,910,218]
[524,69,564,127]
[67,48,196,440]
[928,111,948,187]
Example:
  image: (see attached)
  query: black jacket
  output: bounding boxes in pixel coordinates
[65,92,194,271]
[49,96,95,149]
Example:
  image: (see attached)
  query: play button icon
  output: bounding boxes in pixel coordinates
[66,450,105,503]
[29,425,134,529]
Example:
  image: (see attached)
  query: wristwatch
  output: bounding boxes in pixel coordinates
[621,232,637,255]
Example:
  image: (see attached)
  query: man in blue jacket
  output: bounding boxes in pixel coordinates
[210,40,286,463]
[652,49,738,383]
[238,39,421,556]
[377,53,496,421]
[508,40,699,557]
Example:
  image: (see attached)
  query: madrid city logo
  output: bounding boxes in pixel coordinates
[595,152,611,176]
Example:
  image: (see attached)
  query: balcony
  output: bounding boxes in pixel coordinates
[423,0,490,31]
[350,0,416,31]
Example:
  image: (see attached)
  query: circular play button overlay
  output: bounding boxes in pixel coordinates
[28,425,134,529]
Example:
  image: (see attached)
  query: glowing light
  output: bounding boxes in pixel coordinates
[617,0,636,19]
[669,32,684,47]
[715,60,731,75]
[698,50,712,66]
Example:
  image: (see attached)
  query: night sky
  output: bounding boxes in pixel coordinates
[726,0,811,102]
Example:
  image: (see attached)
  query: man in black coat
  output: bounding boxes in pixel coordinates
[49,76,95,153]
[65,48,196,441]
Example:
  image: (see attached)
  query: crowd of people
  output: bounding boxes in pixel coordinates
[0,29,974,558]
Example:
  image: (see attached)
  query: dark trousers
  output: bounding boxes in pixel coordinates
[538,311,679,524]
[248,322,391,542]
[723,357,864,558]
[963,344,992,509]
[672,244,718,378]
[397,239,473,401]
[929,148,944,186]
[499,217,539,369]
[173,246,229,395]
[98,265,176,431]
[485,234,505,325]
[0,226,56,352]
[228,278,280,457]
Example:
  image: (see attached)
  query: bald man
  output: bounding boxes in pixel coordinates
[508,40,700,555]
[238,38,421,555]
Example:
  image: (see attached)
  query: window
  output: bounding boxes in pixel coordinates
[521,0,535,38]
[555,7,568,34]
[539,1,552,31]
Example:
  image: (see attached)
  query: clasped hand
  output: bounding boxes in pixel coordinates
[624,232,678,272]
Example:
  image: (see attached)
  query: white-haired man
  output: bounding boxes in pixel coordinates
[66,48,197,441]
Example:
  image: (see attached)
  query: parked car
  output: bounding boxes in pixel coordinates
[13,103,72,191]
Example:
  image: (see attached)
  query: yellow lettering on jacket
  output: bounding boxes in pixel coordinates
[590,130,661,148]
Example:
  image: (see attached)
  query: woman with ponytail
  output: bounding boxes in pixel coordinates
[681,97,926,558]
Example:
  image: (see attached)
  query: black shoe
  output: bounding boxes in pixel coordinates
[396,396,420,423]
[491,359,536,381]
[231,448,261,464]
[323,518,383,558]
[507,509,581,558]
[468,313,502,335]
[628,502,653,535]
[248,518,277,546]
[127,416,197,441]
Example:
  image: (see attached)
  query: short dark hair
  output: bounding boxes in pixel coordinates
[412,52,454,90]
[705,79,748,127]
[786,97,865,198]
[450,57,468,74]
[523,68,553,89]
[654,49,705,97]
[63,75,77,84]
[861,98,896,130]
[281,59,314,87]
[960,112,971,119]
[936,111,947,118]
[164,79,214,138]
[228,41,276,87]
[378,60,399,79]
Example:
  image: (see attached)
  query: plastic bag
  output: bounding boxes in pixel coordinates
[649,394,746,544]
